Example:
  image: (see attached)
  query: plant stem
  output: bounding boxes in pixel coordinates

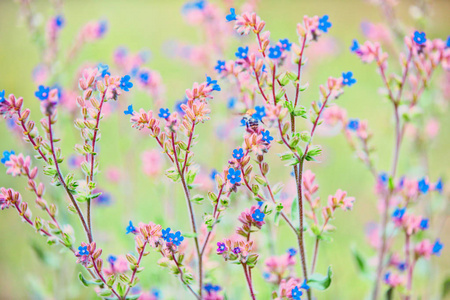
[242,264,256,300]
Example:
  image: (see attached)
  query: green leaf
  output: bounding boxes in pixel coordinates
[78,273,103,287]
[273,212,281,226]
[191,194,204,204]
[126,294,141,300]
[182,232,198,238]
[442,277,450,298]
[307,266,332,290]
[351,247,367,274]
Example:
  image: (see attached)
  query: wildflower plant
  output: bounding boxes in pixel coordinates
[0,1,448,300]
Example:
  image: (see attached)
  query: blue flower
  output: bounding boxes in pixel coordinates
[384,272,391,283]
[55,15,65,28]
[1,150,15,164]
[98,20,108,37]
[120,75,133,91]
[126,221,137,234]
[217,242,227,253]
[78,246,89,256]
[350,39,360,52]
[204,283,221,293]
[210,169,219,181]
[291,286,303,300]
[347,119,359,131]
[420,218,429,230]
[158,108,171,119]
[379,172,388,185]
[206,75,221,91]
[215,60,226,73]
[182,0,206,13]
[162,227,171,241]
[252,105,266,121]
[287,248,297,257]
[0,90,5,102]
[227,168,242,184]
[240,118,247,127]
[261,130,273,143]
[124,105,134,115]
[398,262,407,271]
[268,45,282,59]
[168,231,184,246]
[139,70,151,84]
[236,46,249,59]
[35,85,50,100]
[98,64,110,77]
[432,239,443,256]
[232,247,241,254]
[434,178,443,193]
[418,177,429,194]
[279,39,292,51]
[413,31,426,45]
[446,36,450,48]
[252,208,265,222]
[233,148,244,160]
[227,97,236,109]
[342,71,356,86]
[108,255,117,264]
[300,279,310,290]
[96,192,112,205]
[226,8,237,22]
[392,207,406,221]
[318,15,332,33]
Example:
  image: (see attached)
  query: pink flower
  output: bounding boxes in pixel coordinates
[5,154,31,177]
[415,239,433,259]
[141,150,163,177]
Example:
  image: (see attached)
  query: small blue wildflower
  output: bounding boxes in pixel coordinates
[257,201,264,208]
[174,98,188,115]
[139,70,151,84]
[268,45,282,59]
[55,15,65,28]
[168,231,184,246]
[35,85,50,101]
[384,272,391,283]
[215,60,226,73]
[232,148,244,160]
[261,130,274,143]
[287,248,297,257]
[418,177,429,194]
[379,172,388,185]
[120,75,133,91]
[392,207,406,221]
[252,105,266,121]
[98,20,108,36]
[98,64,110,77]
[279,38,292,51]
[0,90,5,102]
[300,279,310,290]
[398,176,405,188]
[398,262,407,271]
[124,105,134,115]
[204,283,221,293]
[1,150,15,164]
[342,71,357,86]
[232,247,241,254]
[206,75,221,91]
[151,288,160,298]
[78,246,89,256]
[126,221,137,234]
[96,192,112,205]
[182,0,205,13]
[446,36,450,48]
[420,218,429,230]
[158,108,171,119]
[210,169,219,181]
[227,168,242,184]
[263,272,271,279]
[235,46,249,59]
[226,8,237,22]
[318,15,332,33]
[434,178,443,193]
[108,255,117,265]
[162,228,171,242]
[432,239,443,256]
[252,208,265,222]
[227,97,236,109]
[350,39,360,52]
[261,64,267,73]
[130,67,139,78]
[413,31,426,45]
[347,119,359,131]
[291,286,303,300]
[240,118,247,127]
[217,242,227,253]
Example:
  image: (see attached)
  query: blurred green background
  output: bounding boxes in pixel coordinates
[0,0,449,299]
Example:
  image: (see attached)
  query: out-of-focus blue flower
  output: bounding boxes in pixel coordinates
[413,31,426,45]
[268,45,282,59]
[226,8,237,22]
[318,15,332,33]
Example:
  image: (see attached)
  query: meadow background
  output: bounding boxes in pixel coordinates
[0,0,449,299]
